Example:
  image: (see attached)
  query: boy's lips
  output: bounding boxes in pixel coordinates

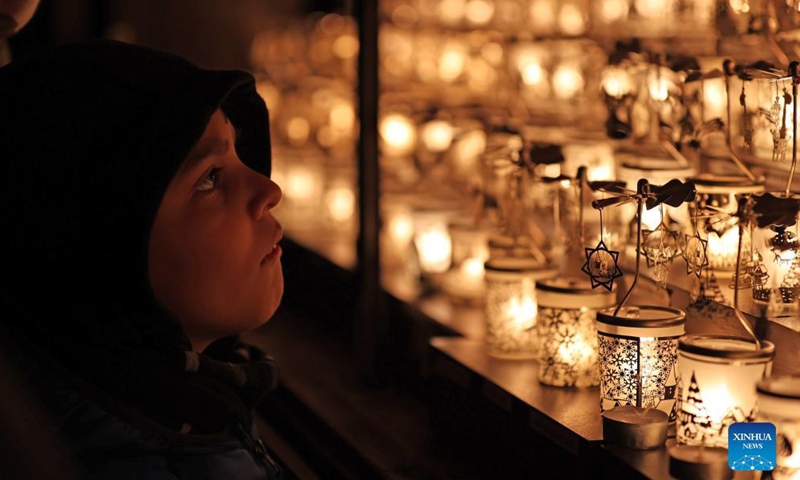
[261,230,283,264]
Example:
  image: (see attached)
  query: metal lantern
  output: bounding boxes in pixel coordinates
[597,305,686,419]
[757,375,800,479]
[536,277,617,387]
[483,257,557,359]
[688,175,765,273]
[676,335,775,448]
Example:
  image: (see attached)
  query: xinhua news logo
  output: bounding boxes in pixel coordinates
[728,422,776,471]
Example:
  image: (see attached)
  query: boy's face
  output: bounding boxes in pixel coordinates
[148,109,283,352]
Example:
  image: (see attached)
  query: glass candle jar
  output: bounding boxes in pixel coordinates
[689,175,765,274]
[484,257,558,359]
[442,222,490,304]
[536,277,617,387]
[752,197,800,309]
[757,375,800,479]
[676,335,775,448]
[597,305,686,420]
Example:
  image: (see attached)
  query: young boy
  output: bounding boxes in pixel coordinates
[0,40,285,479]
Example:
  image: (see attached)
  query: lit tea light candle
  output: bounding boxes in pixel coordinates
[536,277,617,387]
[702,77,727,121]
[757,375,800,479]
[635,0,673,19]
[443,223,490,304]
[597,305,686,419]
[420,119,455,154]
[558,3,586,36]
[438,43,467,82]
[603,406,669,450]
[676,335,775,448]
[464,0,495,26]
[484,257,557,359]
[528,0,557,34]
[690,175,765,273]
[552,63,584,100]
[380,113,417,157]
[598,0,629,24]
[601,66,633,99]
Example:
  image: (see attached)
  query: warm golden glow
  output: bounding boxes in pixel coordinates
[389,212,414,244]
[415,226,452,274]
[380,114,416,156]
[641,206,663,230]
[465,0,495,25]
[602,67,632,99]
[730,0,751,13]
[529,0,556,32]
[600,0,630,23]
[556,334,594,364]
[325,185,356,223]
[481,42,504,66]
[707,227,739,269]
[286,165,322,206]
[505,290,538,329]
[635,0,673,18]
[286,117,311,145]
[552,64,585,100]
[330,101,355,132]
[332,34,359,59]
[648,74,671,102]
[439,0,466,25]
[703,78,726,120]
[439,45,467,82]
[558,3,586,36]
[421,119,455,153]
[521,62,545,86]
[451,129,487,175]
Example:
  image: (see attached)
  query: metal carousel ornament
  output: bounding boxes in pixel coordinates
[581,208,623,291]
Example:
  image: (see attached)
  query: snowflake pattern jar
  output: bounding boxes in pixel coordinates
[757,376,800,480]
[597,305,685,420]
[676,335,774,448]
[483,257,557,359]
[536,277,617,387]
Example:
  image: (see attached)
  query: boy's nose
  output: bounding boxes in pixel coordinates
[250,172,282,220]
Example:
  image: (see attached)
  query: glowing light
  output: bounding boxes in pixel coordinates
[556,334,594,364]
[635,0,672,18]
[703,78,727,120]
[481,42,504,65]
[415,227,452,274]
[451,129,487,175]
[330,101,355,132]
[325,185,356,222]
[521,62,545,86]
[439,0,466,25]
[439,45,467,82]
[465,0,495,25]
[730,0,751,13]
[529,0,556,32]
[602,67,632,99]
[600,0,630,23]
[553,64,585,100]
[380,114,416,156]
[421,119,455,153]
[286,117,310,145]
[707,227,740,270]
[285,166,322,207]
[641,206,663,230]
[558,3,586,36]
[332,34,359,59]
[648,75,671,102]
[505,292,538,329]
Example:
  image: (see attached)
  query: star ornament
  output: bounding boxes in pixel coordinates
[581,240,623,291]
[680,233,709,278]
[640,223,680,268]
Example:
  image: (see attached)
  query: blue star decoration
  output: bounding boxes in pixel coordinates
[581,240,623,291]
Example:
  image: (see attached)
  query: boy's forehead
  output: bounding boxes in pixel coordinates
[180,110,235,172]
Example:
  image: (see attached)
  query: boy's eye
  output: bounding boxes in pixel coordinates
[197,168,221,192]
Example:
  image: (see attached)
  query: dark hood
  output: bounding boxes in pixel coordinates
[0,39,271,350]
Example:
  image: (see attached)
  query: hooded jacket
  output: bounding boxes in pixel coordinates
[0,40,281,479]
